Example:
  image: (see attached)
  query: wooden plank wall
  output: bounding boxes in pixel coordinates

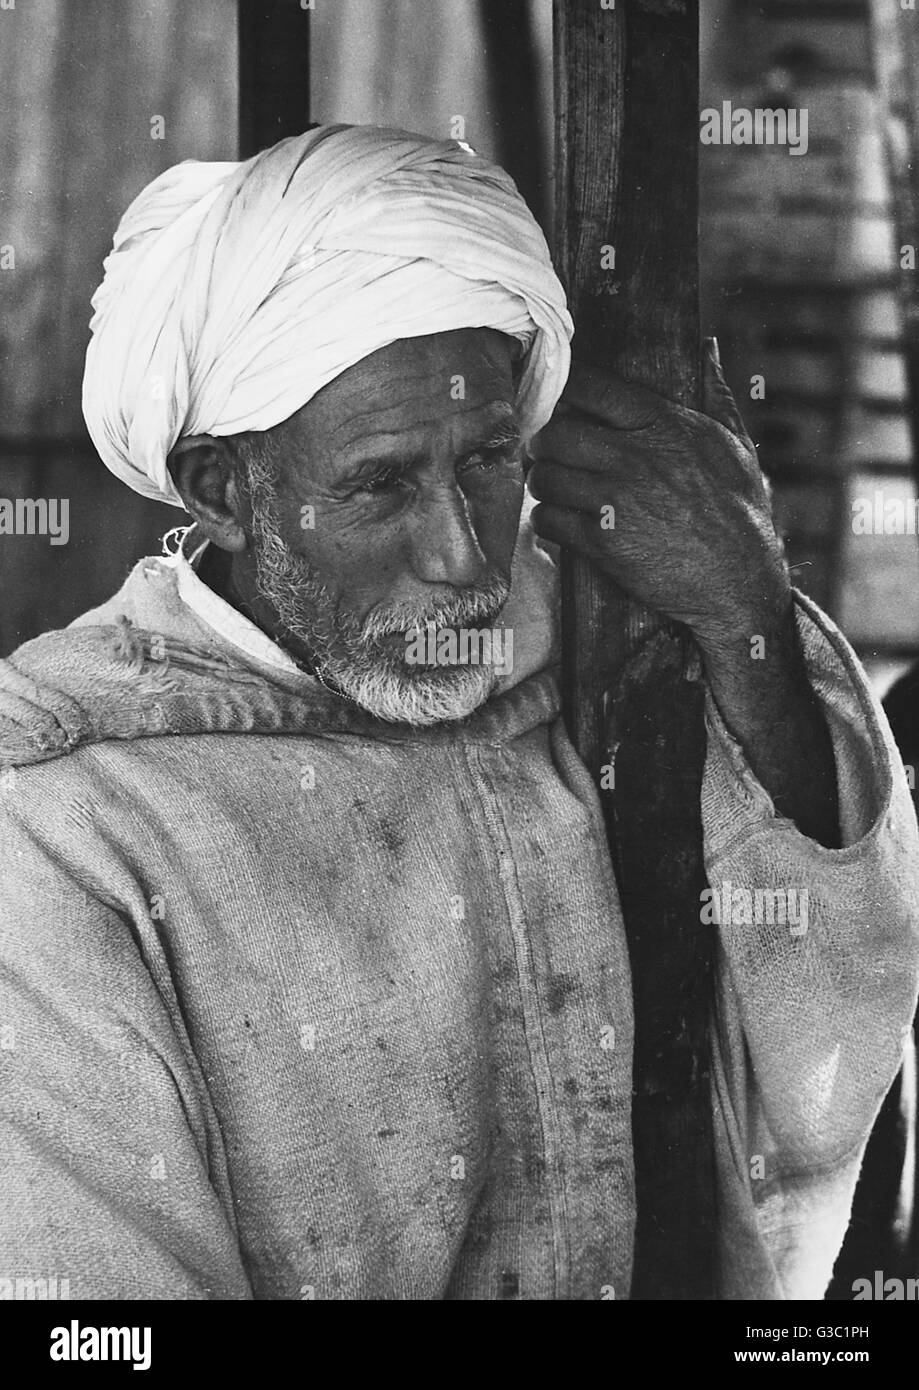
[699,0,919,678]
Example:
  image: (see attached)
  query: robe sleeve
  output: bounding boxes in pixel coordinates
[700,590,919,1299]
[0,799,253,1301]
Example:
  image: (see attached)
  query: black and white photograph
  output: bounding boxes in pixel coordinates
[1,0,919,1357]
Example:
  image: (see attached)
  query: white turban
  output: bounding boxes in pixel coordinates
[82,124,573,507]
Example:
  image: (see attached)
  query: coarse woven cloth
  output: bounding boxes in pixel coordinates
[82,123,574,507]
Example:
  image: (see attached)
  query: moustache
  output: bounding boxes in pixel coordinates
[361,580,510,642]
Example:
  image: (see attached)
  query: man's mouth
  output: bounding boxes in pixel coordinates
[378,626,469,668]
[398,621,514,676]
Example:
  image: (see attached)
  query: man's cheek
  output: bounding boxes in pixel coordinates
[337,552,408,617]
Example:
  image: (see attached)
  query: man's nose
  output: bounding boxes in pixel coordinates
[409,485,488,588]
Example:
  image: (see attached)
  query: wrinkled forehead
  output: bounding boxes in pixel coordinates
[270,327,521,468]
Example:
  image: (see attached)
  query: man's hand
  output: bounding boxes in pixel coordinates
[529,341,840,848]
[529,341,788,655]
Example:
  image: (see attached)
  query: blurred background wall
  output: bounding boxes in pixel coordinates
[0,0,237,652]
[2,0,919,697]
[700,0,919,695]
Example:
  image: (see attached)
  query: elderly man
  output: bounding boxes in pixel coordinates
[0,125,917,1302]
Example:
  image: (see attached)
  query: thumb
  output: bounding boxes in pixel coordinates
[702,337,753,447]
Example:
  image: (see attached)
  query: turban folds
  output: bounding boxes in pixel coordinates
[82,124,574,507]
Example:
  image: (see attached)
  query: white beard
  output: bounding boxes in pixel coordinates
[250,498,507,726]
[332,659,498,726]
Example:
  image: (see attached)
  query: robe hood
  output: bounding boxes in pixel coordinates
[0,516,561,772]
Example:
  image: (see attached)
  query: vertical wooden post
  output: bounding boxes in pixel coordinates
[477,0,547,227]
[554,0,716,1298]
[238,0,312,159]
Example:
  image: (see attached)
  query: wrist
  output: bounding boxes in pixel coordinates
[692,575,794,669]
[695,595,805,720]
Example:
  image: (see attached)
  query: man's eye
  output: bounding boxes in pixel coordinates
[460,447,519,477]
[359,469,408,495]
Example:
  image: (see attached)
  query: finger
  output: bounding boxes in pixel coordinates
[531,502,635,579]
[527,458,614,514]
[561,359,667,432]
[531,503,595,550]
[702,337,754,447]
[534,415,638,476]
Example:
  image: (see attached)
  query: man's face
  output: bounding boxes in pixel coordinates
[236,327,526,724]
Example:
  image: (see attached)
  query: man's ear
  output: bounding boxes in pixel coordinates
[166,436,248,553]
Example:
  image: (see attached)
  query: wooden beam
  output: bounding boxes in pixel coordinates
[553,0,715,1298]
[238,0,312,159]
[477,0,547,227]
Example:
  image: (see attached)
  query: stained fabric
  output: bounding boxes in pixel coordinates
[0,537,917,1298]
